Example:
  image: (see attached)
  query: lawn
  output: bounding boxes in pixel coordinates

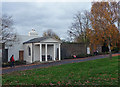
[2,56,119,86]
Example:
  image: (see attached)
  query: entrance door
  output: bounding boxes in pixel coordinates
[19,50,24,61]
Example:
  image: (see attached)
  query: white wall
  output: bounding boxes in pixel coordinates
[47,45,54,59]
[23,43,32,63]
[7,36,61,63]
[42,45,45,55]
[34,45,40,62]
[55,43,59,59]
[7,35,39,61]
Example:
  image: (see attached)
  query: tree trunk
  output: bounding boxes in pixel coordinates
[108,44,112,59]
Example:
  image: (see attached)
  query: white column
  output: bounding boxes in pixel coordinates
[45,44,48,61]
[53,44,56,61]
[59,44,61,60]
[40,43,42,62]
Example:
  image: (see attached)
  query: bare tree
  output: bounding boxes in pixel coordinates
[43,29,60,40]
[0,14,16,43]
[68,10,91,43]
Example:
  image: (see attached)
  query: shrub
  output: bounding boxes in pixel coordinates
[86,54,94,57]
[64,56,73,59]
[64,54,96,59]
[97,52,104,55]
[2,60,26,67]
[2,62,10,67]
[112,47,119,53]
[76,54,87,58]
[14,60,26,65]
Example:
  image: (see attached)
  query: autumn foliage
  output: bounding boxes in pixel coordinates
[87,1,120,59]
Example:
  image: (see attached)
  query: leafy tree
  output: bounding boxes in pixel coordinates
[87,1,120,59]
[43,29,60,40]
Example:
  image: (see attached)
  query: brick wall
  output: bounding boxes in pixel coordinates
[61,43,87,59]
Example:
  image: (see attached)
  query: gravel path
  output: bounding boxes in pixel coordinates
[1,54,112,74]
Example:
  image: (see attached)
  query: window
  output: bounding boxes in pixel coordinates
[28,46,31,56]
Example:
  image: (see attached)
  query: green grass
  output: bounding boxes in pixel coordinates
[2,56,119,86]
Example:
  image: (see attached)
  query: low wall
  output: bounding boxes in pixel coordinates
[61,43,87,59]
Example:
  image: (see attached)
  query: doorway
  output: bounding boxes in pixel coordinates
[19,50,24,61]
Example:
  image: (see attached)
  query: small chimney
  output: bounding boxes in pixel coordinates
[28,29,38,36]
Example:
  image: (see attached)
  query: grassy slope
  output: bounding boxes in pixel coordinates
[2,56,119,85]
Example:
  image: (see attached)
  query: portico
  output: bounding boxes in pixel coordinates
[23,36,62,63]
[39,43,61,62]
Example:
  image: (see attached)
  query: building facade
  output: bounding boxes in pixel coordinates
[6,29,62,63]
[23,37,62,63]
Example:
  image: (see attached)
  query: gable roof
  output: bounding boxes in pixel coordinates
[23,36,61,44]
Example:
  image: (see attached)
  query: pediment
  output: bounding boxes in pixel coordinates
[41,38,61,43]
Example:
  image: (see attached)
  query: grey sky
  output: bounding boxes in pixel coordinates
[2,2,91,39]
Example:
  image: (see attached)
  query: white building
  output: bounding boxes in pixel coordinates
[0,41,3,60]
[7,29,62,63]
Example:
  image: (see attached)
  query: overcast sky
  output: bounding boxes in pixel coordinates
[2,2,91,40]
